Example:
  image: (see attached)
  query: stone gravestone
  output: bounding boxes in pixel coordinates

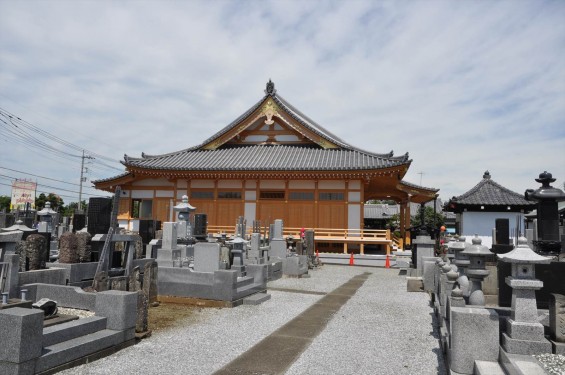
[273,220,284,239]
[0,231,23,261]
[76,231,92,263]
[249,233,262,264]
[24,234,48,270]
[194,243,221,273]
[549,293,565,353]
[58,232,79,264]
[156,222,181,267]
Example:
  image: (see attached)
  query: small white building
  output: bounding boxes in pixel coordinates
[446,171,536,248]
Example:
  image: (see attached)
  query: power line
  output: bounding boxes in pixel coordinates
[0,181,109,200]
[0,107,124,171]
[0,175,106,197]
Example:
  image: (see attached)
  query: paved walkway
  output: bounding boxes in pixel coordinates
[62,266,446,375]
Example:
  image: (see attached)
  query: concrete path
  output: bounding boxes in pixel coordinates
[61,266,446,375]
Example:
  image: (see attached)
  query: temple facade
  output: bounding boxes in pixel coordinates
[94,81,438,243]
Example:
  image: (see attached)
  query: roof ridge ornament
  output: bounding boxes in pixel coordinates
[483,170,491,179]
[265,79,276,95]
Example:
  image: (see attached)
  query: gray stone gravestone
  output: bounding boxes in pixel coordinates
[194,243,221,273]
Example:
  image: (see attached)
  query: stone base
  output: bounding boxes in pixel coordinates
[501,332,552,355]
[406,277,423,292]
[551,340,565,355]
[499,346,548,375]
[449,307,499,374]
[506,319,545,341]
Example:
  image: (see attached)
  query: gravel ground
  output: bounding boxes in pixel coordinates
[286,267,446,375]
[59,265,444,375]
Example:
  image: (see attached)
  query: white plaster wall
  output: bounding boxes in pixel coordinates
[348,204,361,231]
[131,190,153,199]
[155,190,174,198]
[348,180,361,190]
[461,211,525,238]
[191,180,214,188]
[260,180,285,189]
[244,202,256,224]
[288,180,315,189]
[348,192,361,202]
[132,178,173,187]
[120,190,130,198]
[217,180,242,188]
[245,191,256,201]
[318,180,345,189]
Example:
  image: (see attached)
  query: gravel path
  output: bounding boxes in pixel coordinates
[60,265,445,375]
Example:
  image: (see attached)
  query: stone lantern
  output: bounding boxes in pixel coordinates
[461,235,492,306]
[525,171,565,255]
[37,202,57,234]
[228,236,247,277]
[498,237,552,354]
[173,195,196,240]
[451,236,470,298]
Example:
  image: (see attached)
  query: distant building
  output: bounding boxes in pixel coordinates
[94,81,438,244]
[446,171,536,246]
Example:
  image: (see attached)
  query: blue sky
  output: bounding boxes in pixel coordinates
[0,0,564,204]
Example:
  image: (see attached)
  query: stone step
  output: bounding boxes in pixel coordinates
[243,292,271,306]
[43,316,107,347]
[235,275,254,288]
[500,348,547,375]
[474,360,506,375]
[36,329,124,373]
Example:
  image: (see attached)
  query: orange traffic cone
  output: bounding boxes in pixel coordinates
[316,249,319,258]
[349,252,354,266]
[385,254,390,269]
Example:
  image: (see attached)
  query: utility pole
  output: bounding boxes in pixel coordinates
[79,150,94,212]
[418,171,425,186]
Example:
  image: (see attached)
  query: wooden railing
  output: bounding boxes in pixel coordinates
[206,225,393,254]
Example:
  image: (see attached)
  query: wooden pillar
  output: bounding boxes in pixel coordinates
[404,194,412,246]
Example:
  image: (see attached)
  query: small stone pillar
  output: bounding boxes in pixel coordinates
[451,236,470,298]
[461,236,492,306]
[499,237,552,355]
[229,237,247,277]
[58,232,79,263]
[414,234,435,277]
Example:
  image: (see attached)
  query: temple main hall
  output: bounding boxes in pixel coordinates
[94,81,438,245]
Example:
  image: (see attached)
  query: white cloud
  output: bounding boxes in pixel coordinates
[0,0,563,203]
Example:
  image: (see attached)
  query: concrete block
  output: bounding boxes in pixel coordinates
[422,257,439,292]
[407,277,424,292]
[18,268,66,286]
[95,290,137,330]
[194,243,221,273]
[5,254,20,298]
[22,283,97,310]
[243,292,271,305]
[449,307,499,374]
[269,238,287,260]
[0,307,43,363]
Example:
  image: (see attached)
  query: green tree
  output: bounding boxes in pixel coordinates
[35,193,64,211]
[411,206,445,230]
[61,200,87,216]
[0,195,11,212]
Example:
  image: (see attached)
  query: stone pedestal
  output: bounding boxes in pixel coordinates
[414,235,435,277]
[449,307,499,375]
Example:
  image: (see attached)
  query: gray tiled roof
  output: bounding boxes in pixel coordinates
[364,204,400,219]
[124,144,409,171]
[451,172,535,207]
[124,81,411,171]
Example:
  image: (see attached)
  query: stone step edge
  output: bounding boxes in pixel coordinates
[42,316,107,347]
